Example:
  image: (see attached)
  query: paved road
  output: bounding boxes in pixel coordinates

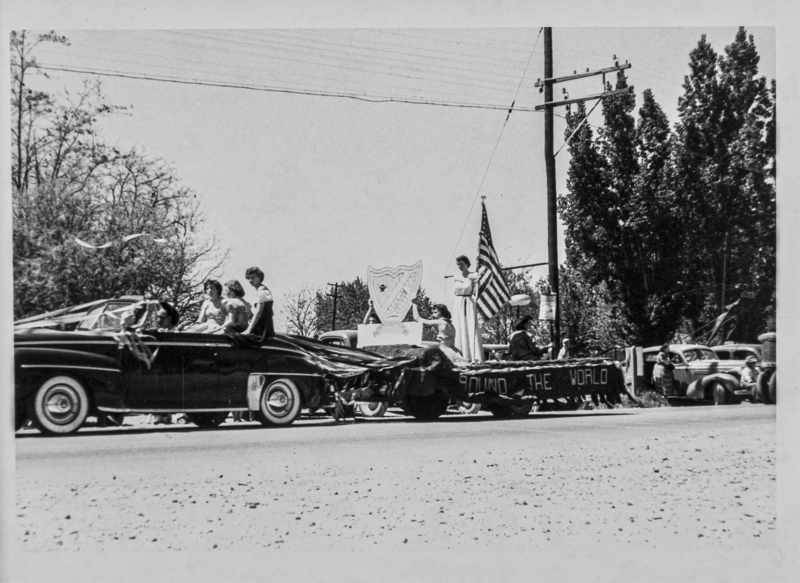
[15,404,775,555]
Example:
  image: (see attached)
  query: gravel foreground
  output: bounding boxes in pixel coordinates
[12,405,787,581]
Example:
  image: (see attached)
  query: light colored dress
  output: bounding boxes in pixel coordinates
[224,297,252,332]
[198,299,227,326]
[453,272,484,362]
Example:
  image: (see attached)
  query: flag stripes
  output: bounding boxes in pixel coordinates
[476,202,511,321]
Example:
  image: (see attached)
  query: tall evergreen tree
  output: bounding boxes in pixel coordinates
[671,28,775,341]
[559,75,683,345]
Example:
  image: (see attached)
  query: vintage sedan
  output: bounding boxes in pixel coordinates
[642,344,750,405]
[14,298,387,436]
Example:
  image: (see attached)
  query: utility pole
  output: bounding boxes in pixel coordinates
[543,27,560,353]
[327,282,339,331]
[536,28,634,354]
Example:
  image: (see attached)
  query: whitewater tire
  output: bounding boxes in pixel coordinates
[356,401,388,417]
[27,375,90,436]
[256,379,302,427]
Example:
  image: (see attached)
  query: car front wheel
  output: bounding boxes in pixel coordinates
[256,379,302,427]
[27,375,90,436]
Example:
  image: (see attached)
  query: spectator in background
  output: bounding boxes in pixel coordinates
[557,338,571,360]
[739,355,761,395]
[509,315,543,361]
[652,344,676,396]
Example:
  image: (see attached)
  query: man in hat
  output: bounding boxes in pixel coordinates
[739,355,761,396]
[557,338,571,360]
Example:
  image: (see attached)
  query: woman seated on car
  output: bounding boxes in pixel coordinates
[411,301,465,363]
[188,279,227,333]
[213,280,252,334]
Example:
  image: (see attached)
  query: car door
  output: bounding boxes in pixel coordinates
[179,333,223,409]
[669,351,691,395]
[120,331,184,409]
[216,341,267,409]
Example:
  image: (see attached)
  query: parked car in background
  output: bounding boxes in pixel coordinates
[642,344,751,405]
[318,330,359,348]
[711,344,762,366]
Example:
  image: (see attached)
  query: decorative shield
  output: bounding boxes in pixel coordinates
[366,261,423,323]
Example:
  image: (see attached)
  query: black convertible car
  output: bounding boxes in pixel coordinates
[14,297,390,436]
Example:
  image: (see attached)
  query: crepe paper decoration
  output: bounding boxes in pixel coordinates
[74,233,145,249]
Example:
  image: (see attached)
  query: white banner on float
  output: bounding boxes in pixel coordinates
[357,321,423,348]
[538,294,556,321]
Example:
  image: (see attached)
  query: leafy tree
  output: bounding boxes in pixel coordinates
[559,76,686,346]
[671,28,776,341]
[11,31,225,323]
[280,286,321,337]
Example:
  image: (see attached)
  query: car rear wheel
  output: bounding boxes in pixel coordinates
[709,381,728,406]
[27,375,90,436]
[356,401,388,417]
[489,400,535,418]
[256,379,302,427]
[186,412,229,429]
[404,393,449,421]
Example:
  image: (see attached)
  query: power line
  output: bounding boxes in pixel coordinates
[26,63,546,113]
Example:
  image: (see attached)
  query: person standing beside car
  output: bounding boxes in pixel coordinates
[652,344,676,396]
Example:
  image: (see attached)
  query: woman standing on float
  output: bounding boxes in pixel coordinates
[452,254,484,362]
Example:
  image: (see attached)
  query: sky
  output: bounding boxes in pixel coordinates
[13,26,775,326]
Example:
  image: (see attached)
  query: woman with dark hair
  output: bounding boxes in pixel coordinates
[508,315,543,361]
[214,279,252,333]
[411,301,461,361]
[452,254,484,362]
[190,279,227,332]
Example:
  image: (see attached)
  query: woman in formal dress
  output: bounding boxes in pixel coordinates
[452,255,484,362]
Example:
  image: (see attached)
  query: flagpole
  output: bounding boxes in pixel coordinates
[543,27,561,353]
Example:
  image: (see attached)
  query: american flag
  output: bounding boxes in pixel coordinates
[476,201,511,321]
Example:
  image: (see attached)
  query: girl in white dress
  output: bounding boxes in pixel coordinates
[452,255,484,362]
